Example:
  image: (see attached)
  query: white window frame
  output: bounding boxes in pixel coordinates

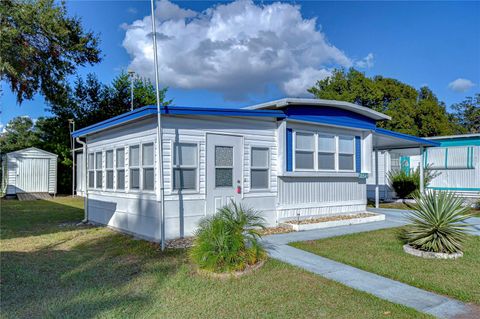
[129,145,141,191]
[105,149,114,190]
[87,153,95,189]
[250,146,270,190]
[338,135,355,172]
[293,131,316,171]
[116,147,125,191]
[142,142,155,191]
[317,134,337,171]
[292,129,356,173]
[171,141,200,193]
[95,151,103,189]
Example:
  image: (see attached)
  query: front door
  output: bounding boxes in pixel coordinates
[206,134,243,215]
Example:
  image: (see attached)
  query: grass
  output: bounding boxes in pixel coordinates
[367,201,480,217]
[0,198,431,318]
[292,228,480,305]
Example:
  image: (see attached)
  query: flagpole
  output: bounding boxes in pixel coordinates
[150,0,166,251]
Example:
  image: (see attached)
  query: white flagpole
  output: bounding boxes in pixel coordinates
[150,0,166,251]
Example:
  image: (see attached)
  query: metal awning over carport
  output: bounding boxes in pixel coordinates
[371,128,440,208]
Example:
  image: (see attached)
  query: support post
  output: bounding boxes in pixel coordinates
[419,146,425,194]
[375,149,379,208]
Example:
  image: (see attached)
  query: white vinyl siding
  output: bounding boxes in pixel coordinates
[172,143,197,190]
[250,147,269,189]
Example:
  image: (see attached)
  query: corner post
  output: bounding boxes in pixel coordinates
[419,146,425,194]
[374,148,379,208]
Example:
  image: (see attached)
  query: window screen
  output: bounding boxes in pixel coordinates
[173,143,197,190]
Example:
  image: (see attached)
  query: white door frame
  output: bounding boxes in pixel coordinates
[205,133,244,215]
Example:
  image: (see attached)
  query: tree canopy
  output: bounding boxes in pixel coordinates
[451,94,480,134]
[308,68,463,137]
[0,0,101,104]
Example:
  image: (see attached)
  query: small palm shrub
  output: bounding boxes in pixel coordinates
[190,201,267,273]
[400,191,473,253]
[387,164,438,199]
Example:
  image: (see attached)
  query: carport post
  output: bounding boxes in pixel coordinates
[374,149,379,208]
[419,146,425,194]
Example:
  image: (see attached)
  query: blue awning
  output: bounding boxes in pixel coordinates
[373,128,439,150]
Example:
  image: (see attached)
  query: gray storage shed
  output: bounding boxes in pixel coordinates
[3,147,57,196]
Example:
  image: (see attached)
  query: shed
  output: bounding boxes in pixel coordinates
[3,147,58,197]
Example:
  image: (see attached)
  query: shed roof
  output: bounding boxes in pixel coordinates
[7,147,58,157]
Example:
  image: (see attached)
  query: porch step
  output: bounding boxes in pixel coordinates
[17,193,52,201]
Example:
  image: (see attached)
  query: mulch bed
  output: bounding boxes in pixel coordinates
[285,212,377,225]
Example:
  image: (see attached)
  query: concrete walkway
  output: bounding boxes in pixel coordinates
[263,209,479,319]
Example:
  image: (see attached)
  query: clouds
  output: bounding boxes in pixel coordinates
[448,78,476,93]
[122,0,369,99]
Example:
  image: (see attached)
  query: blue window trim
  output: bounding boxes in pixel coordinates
[355,136,361,173]
[286,128,293,172]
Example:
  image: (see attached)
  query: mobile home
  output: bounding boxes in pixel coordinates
[72,98,437,241]
[368,134,480,201]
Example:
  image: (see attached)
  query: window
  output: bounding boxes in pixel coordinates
[116,148,125,190]
[338,136,354,170]
[215,146,233,187]
[95,152,103,188]
[318,135,336,170]
[129,145,140,190]
[88,153,94,188]
[251,147,269,189]
[295,132,314,169]
[173,143,197,190]
[105,150,114,189]
[142,143,154,190]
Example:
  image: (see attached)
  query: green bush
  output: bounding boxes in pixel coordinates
[400,191,472,253]
[387,164,438,199]
[189,201,267,273]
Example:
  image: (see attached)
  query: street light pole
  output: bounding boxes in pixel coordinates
[128,70,135,111]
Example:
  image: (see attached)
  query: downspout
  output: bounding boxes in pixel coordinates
[76,137,88,223]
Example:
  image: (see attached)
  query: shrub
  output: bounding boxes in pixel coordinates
[387,164,438,199]
[190,201,267,273]
[400,191,473,253]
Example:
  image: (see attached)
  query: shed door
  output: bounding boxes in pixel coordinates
[206,134,243,215]
[17,158,50,193]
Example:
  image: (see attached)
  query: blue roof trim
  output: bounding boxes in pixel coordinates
[374,128,440,146]
[72,105,286,137]
[285,106,376,130]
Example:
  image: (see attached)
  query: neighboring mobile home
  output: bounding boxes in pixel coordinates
[72,98,437,241]
[368,133,480,201]
[2,147,57,197]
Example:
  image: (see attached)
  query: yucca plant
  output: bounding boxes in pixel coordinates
[190,201,267,273]
[400,191,473,254]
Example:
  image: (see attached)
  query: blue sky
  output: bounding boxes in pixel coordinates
[1,0,479,129]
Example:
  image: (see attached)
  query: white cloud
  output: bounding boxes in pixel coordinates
[448,78,475,93]
[355,53,374,69]
[122,0,367,100]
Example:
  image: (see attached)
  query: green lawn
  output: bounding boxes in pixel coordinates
[292,228,480,305]
[367,201,480,216]
[0,198,430,318]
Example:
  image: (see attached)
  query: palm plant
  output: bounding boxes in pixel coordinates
[190,201,267,273]
[400,191,473,253]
